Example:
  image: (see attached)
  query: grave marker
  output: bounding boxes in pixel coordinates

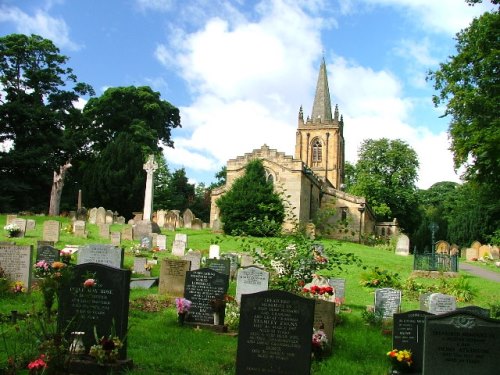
[395,234,410,256]
[208,244,220,259]
[36,245,61,264]
[235,266,269,304]
[43,220,60,242]
[158,259,191,297]
[110,232,121,246]
[98,223,110,239]
[0,244,33,291]
[182,250,201,271]
[205,258,230,276]
[428,293,456,315]
[157,234,167,251]
[313,299,336,347]
[77,244,124,269]
[236,290,314,375]
[374,288,401,319]
[171,240,186,257]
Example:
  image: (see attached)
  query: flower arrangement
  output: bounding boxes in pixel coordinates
[11,281,25,293]
[387,349,413,372]
[89,335,123,364]
[27,354,47,374]
[130,243,149,257]
[4,223,21,237]
[175,297,192,314]
[303,285,334,298]
[83,278,96,288]
[144,263,153,272]
[60,249,72,264]
[34,260,71,317]
[311,328,329,360]
[224,299,240,331]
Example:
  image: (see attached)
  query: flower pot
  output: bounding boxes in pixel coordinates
[178,312,186,325]
[213,312,220,325]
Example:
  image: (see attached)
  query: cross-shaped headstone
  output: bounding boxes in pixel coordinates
[142,155,158,221]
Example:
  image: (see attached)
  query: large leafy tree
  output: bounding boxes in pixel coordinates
[428,6,500,187]
[0,34,93,213]
[348,138,420,234]
[216,159,285,237]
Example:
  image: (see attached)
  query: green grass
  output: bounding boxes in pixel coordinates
[1,215,499,374]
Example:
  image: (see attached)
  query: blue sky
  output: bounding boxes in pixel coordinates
[0,0,495,189]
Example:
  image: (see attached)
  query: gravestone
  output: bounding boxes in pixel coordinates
[435,240,450,254]
[26,219,36,231]
[313,299,336,347]
[156,210,166,228]
[5,215,17,225]
[422,310,500,375]
[171,240,186,257]
[209,244,220,259]
[133,257,148,275]
[37,240,55,249]
[174,233,187,244]
[205,258,230,276]
[77,244,124,269]
[191,218,203,230]
[133,220,160,240]
[222,253,239,280]
[151,233,158,248]
[12,218,27,236]
[478,245,491,259]
[470,241,481,250]
[73,220,86,238]
[88,207,97,224]
[428,293,456,315]
[0,244,33,291]
[393,310,434,373]
[165,210,179,230]
[456,305,490,318]
[105,210,113,224]
[121,226,133,241]
[157,234,167,251]
[140,235,152,250]
[183,208,194,229]
[43,220,60,242]
[212,218,222,233]
[236,266,269,304]
[36,245,60,264]
[329,278,346,313]
[419,292,432,312]
[98,223,110,239]
[466,247,479,261]
[236,290,314,375]
[240,254,254,268]
[96,207,106,225]
[110,232,121,246]
[395,234,410,256]
[374,288,401,319]
[158,259,191,297]
[183,268,229,324]
[57,263,131,360]
[182,250,201,271]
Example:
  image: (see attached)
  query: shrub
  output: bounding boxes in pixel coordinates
[359,267,401,289]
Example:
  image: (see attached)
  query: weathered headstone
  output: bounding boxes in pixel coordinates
[77,244,124,269]
[158,259,191,297]
[422,310,500,375]
[57,263,131,360]
[236,290,315,375]
[26,219,36,231]
[235,266,269,304]
[435,240,450,254]
[121,226,133,241]
[88,207,97,224]
[12,218,26,236]
[140,235,152,250]
[43,220,60,242]
[428,293,456,315]
[419,292,432,312]
[205,258,230,276]
[184,268,229,324]
[171,240,186,257]
[328,278,346,304]
[182,250,202,271]
[156,234,167,251]
[5,215,17,225]
[209,244,220,259]
[73,220,86,238]
[313,299,336,347]
[36,245,60,264]
[393,310,434,373]
[191,218,203,230]
[133,220,160,240]
[110,232,121,246]
[183,208,194,229]
[466,247,479,260]
[222,252,239,280]
[156,210,166,228]
[374,288,401,319]
[240,253,254,268]
[133,256,148,275]
[96,207,106,225]
[0,245,33,291]
[98,223,110,239]
[395,234,410,256]
[105,210,114,224]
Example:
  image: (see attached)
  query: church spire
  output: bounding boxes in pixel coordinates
[311,57,333,123]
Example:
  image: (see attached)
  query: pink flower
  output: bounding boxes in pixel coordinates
[83,279,96,288]
[27,354,47,371]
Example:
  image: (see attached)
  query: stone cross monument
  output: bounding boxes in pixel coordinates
[142,155,158,222]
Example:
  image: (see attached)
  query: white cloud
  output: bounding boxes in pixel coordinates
[0,5,80,51]
[136,0,174,12]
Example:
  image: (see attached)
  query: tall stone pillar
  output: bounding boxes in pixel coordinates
[142,155,158,222]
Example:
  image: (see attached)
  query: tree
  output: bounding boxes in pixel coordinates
[428,8,500,187]
[216,159,285,236]
[0,34,94,213]
[209,166,227,190]
[347,138,420,234]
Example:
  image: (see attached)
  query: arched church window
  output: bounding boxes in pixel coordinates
[312,139,322,166]
[264,169,274,184]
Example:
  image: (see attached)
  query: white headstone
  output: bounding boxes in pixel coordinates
[182,250,202,271]
[236,266,269,304]
[428,293,456,315]
[209,244,220,259]
[395,234,410,256]
[157,234,167,251]
[77,244,123,269]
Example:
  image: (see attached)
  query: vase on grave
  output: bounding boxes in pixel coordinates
[178,312,187,325]
[70,332,86,355]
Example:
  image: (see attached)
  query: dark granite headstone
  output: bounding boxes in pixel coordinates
[236,290,315,375]
[393,310,434,373]
[36,245,60,263]
[183,268,229,325]
[57,263,131,359]
[140,235,152,250]
[375,288,401,319]
[205,258,230,276]
[422,310,500,375]
[456,305,490,318]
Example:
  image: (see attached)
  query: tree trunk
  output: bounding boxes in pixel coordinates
[48,161,72,216]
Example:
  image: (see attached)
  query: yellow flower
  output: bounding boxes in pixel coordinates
[52,261,66,270]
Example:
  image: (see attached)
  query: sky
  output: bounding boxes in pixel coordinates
[0,0,495,189]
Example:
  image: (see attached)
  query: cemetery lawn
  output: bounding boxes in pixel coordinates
[1,216,499,375]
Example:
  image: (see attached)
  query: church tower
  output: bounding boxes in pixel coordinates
[294,58,345,189]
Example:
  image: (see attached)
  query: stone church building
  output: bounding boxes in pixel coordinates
[210,59,397,242]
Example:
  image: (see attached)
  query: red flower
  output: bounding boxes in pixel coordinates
[83,278,96,288]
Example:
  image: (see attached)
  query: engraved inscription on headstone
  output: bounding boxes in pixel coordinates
[236,290,315,375]
[36,245,60,264]
[158,259,191,297]
[374,288,401,319]
[43,220,60,242]
[235,266,269,304]
[205,258,230,276]
[77,244,123,269]
[313,299,335,347]
[0,245,33,291]
[428,293,456,315]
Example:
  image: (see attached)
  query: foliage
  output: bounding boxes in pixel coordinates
[428,8,500,187]
[89,334,123,364]
[224,298,240,331]
[360,267,401,289]
[402,275,477,303]
[361,308,384,327]
[0,33,94,213]
[347,138,420,234]
[33,260,72,317]
[216,159,285,237]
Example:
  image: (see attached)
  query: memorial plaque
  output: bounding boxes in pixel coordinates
[236,266,269,304]
[36,245,60,264]
[422,310,500,375]
[375,288,401,319]
[182,250,201,271]
[0,245,33,290]
[236,290,314,375]
[205,258,230,276]
[393,310,434,373]
[184,268,229,324]
[158,259,191,297]
[43,220,60,242]
[57,263,131,359]
[77,244,124,269]
[313,299,335,346]
[428,293,456,315]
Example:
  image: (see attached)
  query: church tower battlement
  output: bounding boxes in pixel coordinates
[294,58,345,189]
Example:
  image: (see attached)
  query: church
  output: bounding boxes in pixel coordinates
[210,59,398,242]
